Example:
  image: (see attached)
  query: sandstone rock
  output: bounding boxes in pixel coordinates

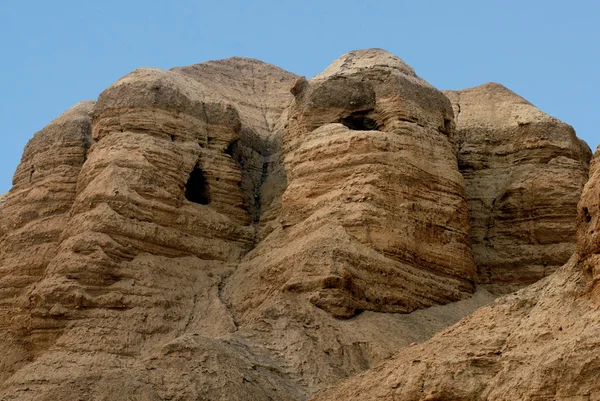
[0,50,592,401]
[215,49,486,394]
[444,84,592,294]
[227,49,476,321]
[310,147,600,401]
[173,57,299,234]
[0,101,94,381]
[0,193,6,211]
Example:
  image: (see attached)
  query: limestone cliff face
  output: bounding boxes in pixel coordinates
[311,148,600,401]
[172,57,299,232]
[0,50,592,401]
[0,101,94,381]
[227,49,476,323]
[445,84,591,294]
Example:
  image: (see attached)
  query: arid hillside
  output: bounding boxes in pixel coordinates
[0,49,593,400]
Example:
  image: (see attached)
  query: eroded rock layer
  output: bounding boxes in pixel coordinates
[0,101,94,381]
[311,147,600,401]
[445,84,591,293]
[0,50,592,401]
[0,193,7,211]
[226,49,476,323]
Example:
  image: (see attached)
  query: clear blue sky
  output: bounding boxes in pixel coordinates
[1,0,598,193]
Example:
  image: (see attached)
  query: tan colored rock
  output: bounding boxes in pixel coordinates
[0,101,94,381]
[0,50,592,401]
[227,49,476,321]
[217,49,483,394]
[173,57,299,233]
[444,84,592,294]
[311,148,600,401]
[0,63,290,399]
[0,52,493,401]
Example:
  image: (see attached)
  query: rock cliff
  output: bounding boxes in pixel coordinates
[445,84,591,293]
[0,101,94,382]
[226,49,476,322]
[0,49,593,400]
[312,146,600,401]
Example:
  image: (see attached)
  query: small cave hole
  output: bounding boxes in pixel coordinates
[584,207,592,223]
[443,118,452,134]
[338,112,379,131]
[170,135,175,141]
[185,167,211,205]
[225,140,240,159]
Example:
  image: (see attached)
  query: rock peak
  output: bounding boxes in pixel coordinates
[0,50,595,401]
[313,48,416,80]
[456,81,533,105]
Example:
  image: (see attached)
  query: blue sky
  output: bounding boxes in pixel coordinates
[1,0,598,193]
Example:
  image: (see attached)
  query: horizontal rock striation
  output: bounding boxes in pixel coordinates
[0,101,94,381]
[0,61,303,400]
[311,147,600,401]
[226,49,477,326]
[173,57,299,235]
[445,84,592,293]
[0,50,592,401]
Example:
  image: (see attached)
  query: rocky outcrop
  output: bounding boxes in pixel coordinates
[311,147,600,401]
[445,84,592,293]
[173,57,299,234]
[227,49,476,321]
[0,50,592,401]
[0,101,94,381]
[0,60,301,400]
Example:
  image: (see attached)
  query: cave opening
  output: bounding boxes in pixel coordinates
[584,207,592,223]
[225,140,239,157]
[338,111,379,131]
[185,167,211,205]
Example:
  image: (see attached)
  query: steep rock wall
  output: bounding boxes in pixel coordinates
[0,102,94,381]
[226,49,477,323]
[0,50,592,401]
[312,147,600,401]
[445,84,592,293]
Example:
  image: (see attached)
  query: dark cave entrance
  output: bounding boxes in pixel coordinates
[225,139,239,158]
[338,111,379,131]
[185,167,211,205]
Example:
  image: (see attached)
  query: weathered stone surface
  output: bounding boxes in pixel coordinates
[311,147,600,401]
[444,84,592,294]
[173,57,299,234]
[0,61,298,400]
[227,49,476,322]
[0,101,94,381]
[0,50,592,401]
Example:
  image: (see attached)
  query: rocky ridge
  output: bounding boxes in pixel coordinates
[0,49,593,400]
[312,146,600,401]
[446,85,591,293]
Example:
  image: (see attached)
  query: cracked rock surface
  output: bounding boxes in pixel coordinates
[312,146,600,401]
[0,49,592,400]
[445,85,592,294]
